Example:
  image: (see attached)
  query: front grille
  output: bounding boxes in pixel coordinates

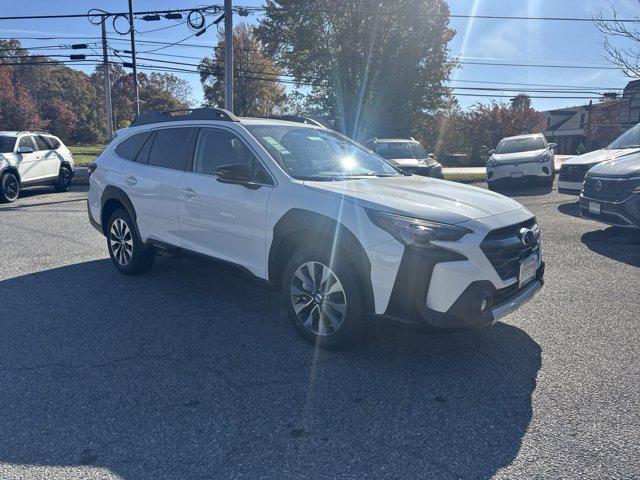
[481,219,540,281]
[582,177,632,203]
[559,164,592,183]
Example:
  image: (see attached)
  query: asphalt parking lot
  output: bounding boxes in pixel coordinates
[0,181,639,480]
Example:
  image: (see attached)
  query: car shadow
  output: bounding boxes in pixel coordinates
[0,258,541,479]
[557,200,581,218]
[581,227,640,267]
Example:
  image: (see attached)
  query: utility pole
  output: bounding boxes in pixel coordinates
[128,0,140,115]
[585,100,593,151]
[224,0,233,113]
[101,18,114,140]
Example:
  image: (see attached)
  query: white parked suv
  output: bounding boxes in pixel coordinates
[0,131,75,202]
[486,133,556,189]
[88,109,545,348]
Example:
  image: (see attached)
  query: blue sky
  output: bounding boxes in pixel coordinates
[0,0,637,112]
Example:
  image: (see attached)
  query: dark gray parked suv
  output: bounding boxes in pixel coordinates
[580,152,640,228]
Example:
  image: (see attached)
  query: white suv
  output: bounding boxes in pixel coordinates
[486,133,556,189]
[88,109,545,348]
[0,131,75,203]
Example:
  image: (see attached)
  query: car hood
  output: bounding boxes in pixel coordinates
[492,149,547,162]
[587,152,640,177]
[303,175,527,225]
[387,158,434,167]
[563,147,640,166]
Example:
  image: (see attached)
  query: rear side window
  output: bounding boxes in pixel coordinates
[0,136,16,153]
[34,136,50,151]
[45,136,61,149]
[147,128,194,171]
[115,131,152,161]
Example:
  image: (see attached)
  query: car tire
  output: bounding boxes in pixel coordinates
[281,246,365,350]
[0,171,20,203]
[106,208,155,275]
[487,181,499,192]
[53,165,72,192]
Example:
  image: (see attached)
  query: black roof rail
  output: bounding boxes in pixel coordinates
[130,107,240,127]
[267,115,326,128]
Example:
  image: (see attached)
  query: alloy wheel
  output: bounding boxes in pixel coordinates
[5,175,19,201]
[60,168,71,188]
[109,218,134,266]
[290,261,347,336]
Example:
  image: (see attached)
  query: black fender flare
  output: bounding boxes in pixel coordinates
[268,208,375,314]
[100,186,137,235]
[0,165,21,184]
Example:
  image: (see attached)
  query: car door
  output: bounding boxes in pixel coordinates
[122,127,195,247]
[35,135,60,178]
[177,127,274,278]
[15,136,43,182]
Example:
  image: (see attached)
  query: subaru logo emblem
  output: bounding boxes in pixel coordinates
[519,227,535,247]
[595,180,603,192]
[514,162,519,167]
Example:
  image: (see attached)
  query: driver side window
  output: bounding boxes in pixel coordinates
[17,136,36,151]
[193,128,272,184]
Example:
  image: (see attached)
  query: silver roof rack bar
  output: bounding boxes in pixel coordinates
[130,107,240,127]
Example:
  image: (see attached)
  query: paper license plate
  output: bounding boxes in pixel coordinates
[519,255,537,288]
[589,201,601,214]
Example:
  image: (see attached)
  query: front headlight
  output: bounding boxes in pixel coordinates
[535,154,551,163]
[486,158,496,168]
[366,209,472,248]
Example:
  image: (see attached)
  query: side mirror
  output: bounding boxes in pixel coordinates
[428,153,436,160]
[548,143,557,149]
[18,146,33,154]
[488,149,495,156]
[215,163,260,189]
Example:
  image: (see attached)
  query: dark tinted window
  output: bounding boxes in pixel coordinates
[193,128,271,183]
[148,128,194,171]
[44,136,61,149]
[115,132,152,161]
[17,136,36,151]
[34,135,50,151]
[134,132,154,164]
[495,136,546,154]
[0,136,16,153]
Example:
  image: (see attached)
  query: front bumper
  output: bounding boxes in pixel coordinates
[373,239,545,332]
[487,161,553,182]
[558,180,582,195]
[579,193,640,228]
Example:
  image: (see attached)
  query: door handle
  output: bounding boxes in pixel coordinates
[124,175,137,186]
[180,187,197,198]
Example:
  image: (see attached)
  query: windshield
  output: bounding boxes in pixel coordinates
[373,142,428,160]
[0,136,16,153]
[246,125,401,180]
[608,124,640,149]
[495,137,546,154]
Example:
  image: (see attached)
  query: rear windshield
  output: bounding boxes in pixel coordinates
[608,124,640,150]
[0,136,16,153]
[495,137,546,154]
[373,142,428,160]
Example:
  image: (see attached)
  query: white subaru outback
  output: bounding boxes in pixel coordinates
[0,131,75,202]
[88,109,544,348]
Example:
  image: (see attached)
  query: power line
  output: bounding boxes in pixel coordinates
[238,5,640,23]
[0,5,224,21]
